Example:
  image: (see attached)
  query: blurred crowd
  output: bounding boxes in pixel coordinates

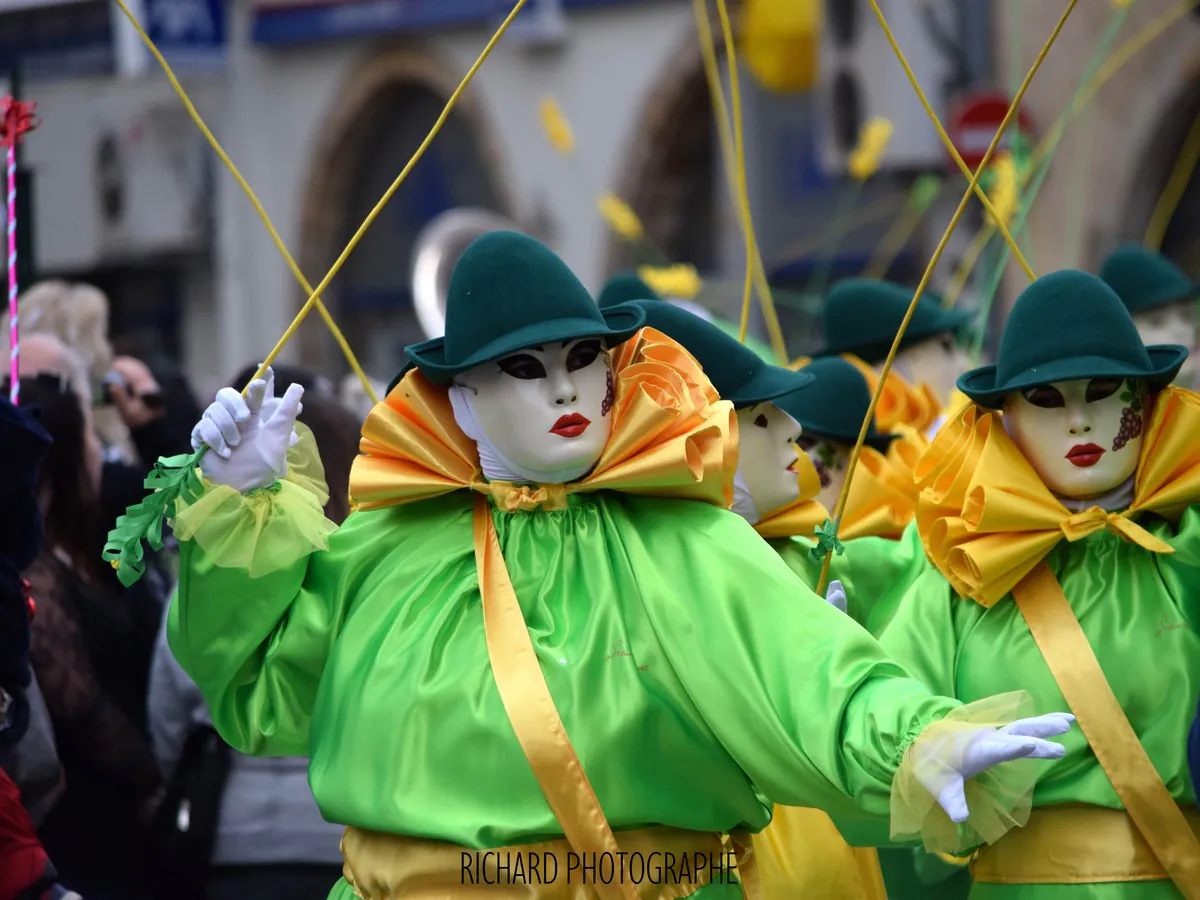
[0,281,362,900]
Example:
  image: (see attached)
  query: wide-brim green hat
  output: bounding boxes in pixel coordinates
[777,358,898,452]
[598,272,660,308]
[631,299,813,406]
[405,232,646,384]
[1099,243,1200,313]
[816,278,972,364]
[958,269,1189,409]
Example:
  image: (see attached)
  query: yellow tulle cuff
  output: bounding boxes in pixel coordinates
[890,692,1038,855]
[170,423,337,577]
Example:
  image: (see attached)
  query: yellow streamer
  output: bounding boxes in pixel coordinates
[111,0,378,403]
[539,97,576,155]
[940,0,1196,301]
[816,0,1078,594]
[598,194,646,242]
[866,0,1035,284]
[848,118,894,182]
[1145,114,1200,251]
[943,156,1015,308]
[241,1,529,394]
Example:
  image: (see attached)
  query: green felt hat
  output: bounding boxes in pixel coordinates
[597,272,660,308]
[958,269,1189,409]
[630,299,813,406]
[816,278,972,364]
[774,358,898,452]
[1099,243,1199,314]
[404,232,646,384]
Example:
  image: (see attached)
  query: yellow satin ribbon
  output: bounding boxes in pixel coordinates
[971,805,1200,885]
[1011,565,1200,896]
[841,354,941,434]
[341,823,730,899]
[349,326,737,514]
[917,386,1200,608]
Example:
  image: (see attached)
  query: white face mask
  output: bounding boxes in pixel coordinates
[451,339,615,484]
[895,334,973,402]
[1134,302,1195,384]
[797,434,851,512]
[1004,377,1146,500]
[735,403,804,519]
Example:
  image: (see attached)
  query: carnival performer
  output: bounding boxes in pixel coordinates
[881,270,1200,898]
[815,278,974,438]
[1100,244,1198,387]
[168,232,1074,899]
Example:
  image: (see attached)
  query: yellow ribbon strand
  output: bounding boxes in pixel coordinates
[816,0,1078,595]
[241,0,529,394]
[692,0,788,363]
[110,0,378,403]
[866,0,1035,283]
[1145,114,1200,251]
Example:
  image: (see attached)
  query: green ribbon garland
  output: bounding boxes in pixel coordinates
[102,449,205,587]
[808,517,846,564]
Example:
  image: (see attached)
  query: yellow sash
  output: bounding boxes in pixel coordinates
[1010,563,1200,896]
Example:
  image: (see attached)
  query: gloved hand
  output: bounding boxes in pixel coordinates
[915,713,1075,823]
[190,368,303,494]
[825,579,847,614]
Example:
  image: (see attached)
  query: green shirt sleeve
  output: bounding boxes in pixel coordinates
[877,564,961,699]
[633,502,959,823]
[169,501,392,757]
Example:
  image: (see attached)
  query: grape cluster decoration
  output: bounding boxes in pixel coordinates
[1112,379,1144,452]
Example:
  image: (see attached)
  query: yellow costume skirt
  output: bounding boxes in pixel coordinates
[752,806,886,899]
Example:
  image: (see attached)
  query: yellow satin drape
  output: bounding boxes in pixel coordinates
[916,387,1200,608]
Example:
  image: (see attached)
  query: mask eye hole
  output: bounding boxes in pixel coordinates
[565,340,603,372]
[753,414,769,428]
[497,354,547,380]
[1021,385,1065,408]
[940,333,956,352]
[1085,377,1122,403]
[796,436,817,451]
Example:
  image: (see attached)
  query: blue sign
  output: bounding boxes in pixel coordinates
[0,0,115,79]
[144,0,227,65]
[252,0,647,47]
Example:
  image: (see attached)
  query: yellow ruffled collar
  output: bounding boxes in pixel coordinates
[348,327,736,513]
[841,354,941,434]
[753,427,926,542]
[916,386,1200,607]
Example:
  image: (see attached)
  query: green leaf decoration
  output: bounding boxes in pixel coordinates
[102,449,206,587]
[808,517,846,564]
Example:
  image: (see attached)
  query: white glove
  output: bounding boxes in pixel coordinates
[190,367,303,494]
[915,712,1075,823]
[825,579,848,614]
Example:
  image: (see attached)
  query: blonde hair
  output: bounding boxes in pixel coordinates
[6,280,133,459]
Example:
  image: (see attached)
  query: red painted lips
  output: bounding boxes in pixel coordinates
[1065,443,1105,468]
[550,413,591,438]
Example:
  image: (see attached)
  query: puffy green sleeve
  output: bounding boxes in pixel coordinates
[630,499,959,826]
[167,436,382,758]
[1155,504,1200,629]
[875,562,961,698]
[772,523,931,637]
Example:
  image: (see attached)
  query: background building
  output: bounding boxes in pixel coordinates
[4,0,1200,397]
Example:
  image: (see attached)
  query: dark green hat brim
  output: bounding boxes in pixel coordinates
[958,344,1188,409]
[729,366,815,408]
[405,303,646,384]
[818,306,973,362]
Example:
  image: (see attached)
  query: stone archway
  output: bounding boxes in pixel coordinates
[295,43,516,378]
[605,27,719,278]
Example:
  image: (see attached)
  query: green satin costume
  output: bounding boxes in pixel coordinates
[771,521,930,637]
[880,509,1200,899]
[771,523,976,898]
[170,486,971,899]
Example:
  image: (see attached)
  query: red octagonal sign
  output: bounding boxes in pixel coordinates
[947,91,1036,171]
